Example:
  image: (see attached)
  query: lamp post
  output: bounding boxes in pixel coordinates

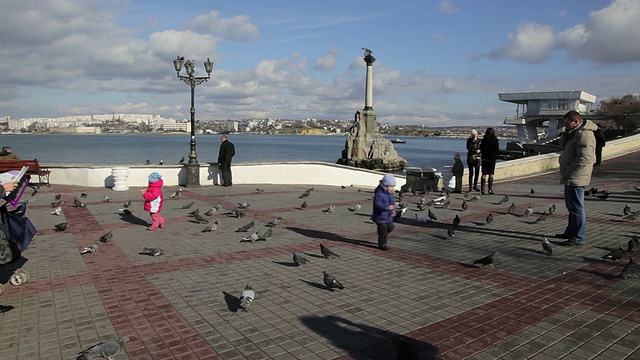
[173,56,214,187]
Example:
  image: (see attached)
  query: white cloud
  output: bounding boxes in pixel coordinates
[187,10,260,41]
[490,23,555,63]
[313,47,340,72]
[439,0,459,14]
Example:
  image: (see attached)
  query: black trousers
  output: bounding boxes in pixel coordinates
[220,162,232,186]
[377,222,395,247]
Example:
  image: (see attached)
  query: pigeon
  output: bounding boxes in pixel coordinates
[99,230,113,244]
[427,209,438,221]
[181,201,195,209]
[524,207,533,217]
[625,236,638,252]
[141,247,164,256]
[158,160,164,165]
[202,222,219,232]
[73,198,86,208]
[241,232,260,242]
[123,199,132,208]
[467,195,480,202]
[179,156,185,164]
[530,188,535,195]
[542,237,552,256]
[417,203,428,211]
[320,243,339,258]
[239,282,255,310]
[623,204,631,216]
[414,213,427,222]
[472,251,496,267]
[51,206,62,216]
[634,185,640,193]
[498,194,509,204]
[54,222,68,232]
[120,209,133,216]
[299,190,311,198]
[322,205,336,214]
[534,212,549,223]
[235,221,255,232]
[203,207,216,216]
[486,213,493,224]
[548,204,556,215]
[255,188,265,194]
[597,191,610,200]
[620,257,639,279]
[348,203,362,212]
[293,253,310,266]
[300,201,308,209]
[231,209,246,218]
[259,228,273,241]
[54,193,62,200]
[461,200,468,211]
[440,200,451,209]
[187,208,200,217]
[170,190,182,199]
[80,193,88,198]
[193,214,209,224]
[323,271,344,291]
[80,243,99,255]
[395,206,408,220]
[266,217,282,227]
[447,227,456,238]
[52,200,64,207]
[507,202,516,214]
[419,196,426,206]
[77,336,129,360]
[602,248,625,261]
[452,215,460,227]
[621,212,639,221]
[102,196,112,202]
[238,202,250,209]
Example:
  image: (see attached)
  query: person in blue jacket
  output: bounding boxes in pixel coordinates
[372,174,397,250]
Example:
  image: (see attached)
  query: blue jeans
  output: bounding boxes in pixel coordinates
[564,185,586,243]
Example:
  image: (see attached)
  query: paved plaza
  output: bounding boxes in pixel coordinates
[1,151,640,360]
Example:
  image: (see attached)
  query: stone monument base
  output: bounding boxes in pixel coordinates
[336,157,407,172]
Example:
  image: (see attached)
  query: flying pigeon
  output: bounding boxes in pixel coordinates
[179,156,185,164]
[54,193,62,200]
[620,257,639,279]
[141,247,164,256]
[202,221,219,232]
[293,253,310,266]
[259,228,273,241]
[348,203,361,212]
[498,194,509,204]
[452,215,460,227]
[181,201,195,209]
[472,251,496,267]
[193,214,209,224]
[203,207,216,216]
[80,243,99,255]
[102,196,112,202]
[461,200,468,211]
[51,206,62,216]
[300,201,308,209]
[54,222,68,232]
[542,237,552,256]
[507,202,516,214]
[73,198,86,208]
[548,204,556,215]
[239,282,255,310]
[524,207,533,217]
[99,230,113,244]
[241,232,260,243]
[187,208,200,217]
[534,212,548,223]
[80,193,88,198]
[320,243,339,258]
[238,202,250,209]
[602,248,625,261]
[266,217,282,227]
[77,336,129,360]
[623,204,631,216]
[235,221,255,232]
[447,227,455,238]
[486,213,493,224]
[427,209,438,221]
[323,271,344,291]
[123,199,132,208]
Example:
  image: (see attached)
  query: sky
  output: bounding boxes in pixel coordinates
[1,0,639,126]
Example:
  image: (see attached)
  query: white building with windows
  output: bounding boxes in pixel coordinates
[500,91,596,143]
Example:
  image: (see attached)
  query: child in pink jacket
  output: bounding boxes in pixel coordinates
[142,172,165,230]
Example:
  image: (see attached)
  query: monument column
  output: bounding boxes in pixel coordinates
[364,51,375,111]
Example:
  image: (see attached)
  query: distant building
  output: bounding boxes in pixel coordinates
[162,122,189,132]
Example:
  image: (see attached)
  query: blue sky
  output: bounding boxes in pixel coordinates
[1,0,639,125]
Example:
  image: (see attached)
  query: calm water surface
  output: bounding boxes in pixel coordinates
[2,134,485,172]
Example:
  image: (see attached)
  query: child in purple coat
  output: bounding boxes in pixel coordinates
[372,175,396,250]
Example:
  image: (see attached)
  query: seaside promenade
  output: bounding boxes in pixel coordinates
[1,150,640,360]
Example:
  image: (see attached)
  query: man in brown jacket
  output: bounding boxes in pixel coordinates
[555,110,597,246]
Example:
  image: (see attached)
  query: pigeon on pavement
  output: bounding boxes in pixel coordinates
[498,194,509,204]
[51,206,62,216]
[534,212,549,223]
[320,243,339,258]
[620,257,639,279]
[54,222,68,232]
[548,204,556,215]
[102,196,112,202]
[299,190,311,198]
[80,243,99,255]
[626,236,639,252]
[141,247,164,256]
[428,209,438,221]
[530,188,535,195]
[486,213,493,224]
[323,271,344,291]
[293,253,310,266]
[524,207,533,217]
[507,202,516,214]
[203,207,216,216]
[80,193,88,198]
[74,198,86,208]
[602,248,625,261]
[235,221,255,232]
[348,203,362,212]
[472,252,496,267]
[241,232,260,242]
[452,214,460,227]
[187,208,200,217]
[300,201,308,209]
[202,222,219,232]
[77,336,129,360]
[239,282,255,310]
[542,237,552,256]
[181,201,195,209]
[266,217,282,227]
[461,200,468,211]
[193,214,209,224]
[238,202,250,209]
[54,193,62,201]
[322,205,336,213]
[99,230,113,244]
[447,227,455,238]
[123,200,132,208]
[623,204,631,216]
[259,228,273,241]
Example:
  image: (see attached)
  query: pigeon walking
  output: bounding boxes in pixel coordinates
[507,202,516,214]
[534,212,548,223]
[239,282,255,310]
[202,222,219,232]
[80,193,88,198]
[123,199,132,208]
[259,228,273,241]
[498,194,509,204]
[255,188,265,194]
[472,252,496,267]
[141,247,164,256]
[74,198,86,208]
[54,193,62,201]
[486,213,493,224]
[348,203,361,212]
[623,204,631,216]
[447,227,455,238]
[602,248,625,261]
[542,237,552,256]
[193,214,209,224]
[51,206,62,216]
[102,196,112,202]
[530,188,535,195]
[427,209,438,221]
[77,336,129,360]
[461,200,468,211]
[241,232,260,242]
[238,202,250,209]
[320,243,339,258]
[299,190,311,198]
[80,243,99,255]
[203,207,216,216]
[293,253,310,266]
[323,271,344,291]
[266,217,282,227]
[235,221,255,232]
[626,236,639,252]
[524,207,533,217]
[187,208,200,217]
[322,205,336,214]
[452,215,460,227]
[548,204,556,215]
[54,222,68,232]
[300,201,308,209]
[181,201,195,209]
[99,230,113,244]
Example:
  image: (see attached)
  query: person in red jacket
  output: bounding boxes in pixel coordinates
[142,172,165,230]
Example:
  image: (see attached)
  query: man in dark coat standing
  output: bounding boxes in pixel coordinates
[218,135,235,186]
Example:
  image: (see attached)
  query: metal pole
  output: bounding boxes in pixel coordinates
[186,77,200,187]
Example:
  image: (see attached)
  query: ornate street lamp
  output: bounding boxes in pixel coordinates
[173,56,214,187]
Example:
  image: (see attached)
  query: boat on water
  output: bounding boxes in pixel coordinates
[391,138,406,144]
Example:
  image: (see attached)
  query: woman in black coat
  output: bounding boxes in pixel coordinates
[479,127,500,195]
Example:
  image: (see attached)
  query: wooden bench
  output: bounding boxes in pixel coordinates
[0,159,51,187]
